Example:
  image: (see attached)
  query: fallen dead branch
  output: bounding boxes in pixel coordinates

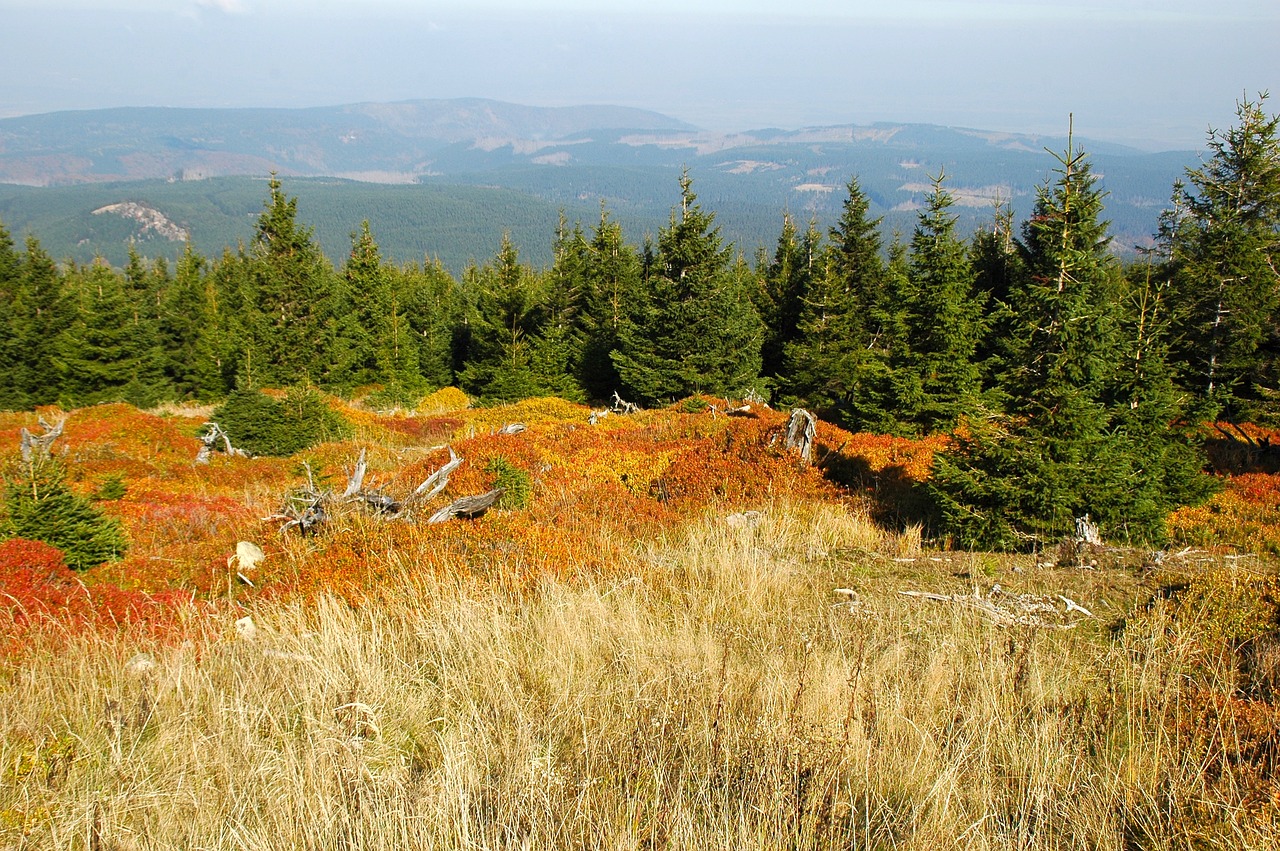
[340,448,405,516]
[338,448,368,499]
[195,421,248,464]
[897,584,1094,629]
[263,462,329,535]
[611,391,640,415]
[407,447,463,507]
[20,416,65,462]
[709,403,753,417]
[266,445,472,533]
[427,488,504,524]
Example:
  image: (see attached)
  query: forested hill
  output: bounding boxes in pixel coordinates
[0,99,698,184]
[2,96,1278,550]
[0,98,1194,268]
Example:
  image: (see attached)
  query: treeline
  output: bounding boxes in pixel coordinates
[1,98,1277,548]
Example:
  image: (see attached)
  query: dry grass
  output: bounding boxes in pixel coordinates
[2,504,1278,849]
[144,401,220,421]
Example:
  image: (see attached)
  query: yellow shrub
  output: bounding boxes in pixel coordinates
[418,386,471,415]
[463,396,590,432]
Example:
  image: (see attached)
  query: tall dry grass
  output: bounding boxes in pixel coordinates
[1,502,1277,849]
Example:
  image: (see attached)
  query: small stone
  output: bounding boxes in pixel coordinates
[235,616,258,641]
[234,541,265,573]
[726,511,762,529]
[124,653,156,678]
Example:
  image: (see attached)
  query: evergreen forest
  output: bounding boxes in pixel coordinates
[3,97,1278,551]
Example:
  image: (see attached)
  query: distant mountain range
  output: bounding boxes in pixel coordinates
[0,98,1197,270]
[0,99,699,185]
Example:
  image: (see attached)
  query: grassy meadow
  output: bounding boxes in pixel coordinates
[2,395,1279,849]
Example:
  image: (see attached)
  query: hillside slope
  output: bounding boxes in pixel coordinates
[0,99,1195,266]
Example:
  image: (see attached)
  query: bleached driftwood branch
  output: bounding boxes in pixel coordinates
[897,584,1093,629]
[20,416,65,462]
[408,446,463,506]
[785,408,817,464]
[264,462,329,534]
[338,448,405,516]
[344,450,404,516]
[611,391,640,415]
[267,493,329,535]
[196,421,247,464]
[427,488,504,524]
[592,391,642,423]
[266,445,473,533]
[340,448,369,500]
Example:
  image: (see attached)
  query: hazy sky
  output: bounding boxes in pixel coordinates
[2,0,1275,149]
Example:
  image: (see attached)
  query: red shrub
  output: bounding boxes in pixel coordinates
[0,537,201,662]
[0,539,83,627]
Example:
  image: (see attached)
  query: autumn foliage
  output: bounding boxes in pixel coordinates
[0,537,199,659]
[0,393,1269,661]
[2,395,1280,848]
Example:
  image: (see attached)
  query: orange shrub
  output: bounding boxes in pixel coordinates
[376,414,462,444]
[0,539,81,623]
[0,398,951,634]
[1169,472,1280,553]
[93,488,261,592]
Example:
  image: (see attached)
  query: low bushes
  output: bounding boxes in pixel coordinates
[211,386,351,457]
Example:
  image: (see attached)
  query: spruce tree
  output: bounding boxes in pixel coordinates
[844,237,909,432]
[756,213,818,387]
[828,176,886,315]
[201,248,252,396]
[529,216,589,402]
[890,173,985,434]
[338,221,427,405]
[930,131,1205,548]
[123,244,167,328]
[325,222,377,393]
[612,172,762,404]
[59,261,167,407]
[157,244,222,399]
[970,198,1022,391]
[782,177,884,426]
[401,258,458,392]
[0,221,21,410]
[0,220,17,286]
[243,175,338,388]
[118,248,171,402]
[7,236,72,409]
[3,452,127,571]
[1161,94,1280,421]
[1111,262,1219,522]
[458,234,545,402]
[578,206,642,401]
[1005,135,1120,414]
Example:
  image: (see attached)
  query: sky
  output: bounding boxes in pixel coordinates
[1,0,1275,150]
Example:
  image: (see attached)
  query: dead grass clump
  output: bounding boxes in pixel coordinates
[3,506,1277,848]
[146,400,220,420]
